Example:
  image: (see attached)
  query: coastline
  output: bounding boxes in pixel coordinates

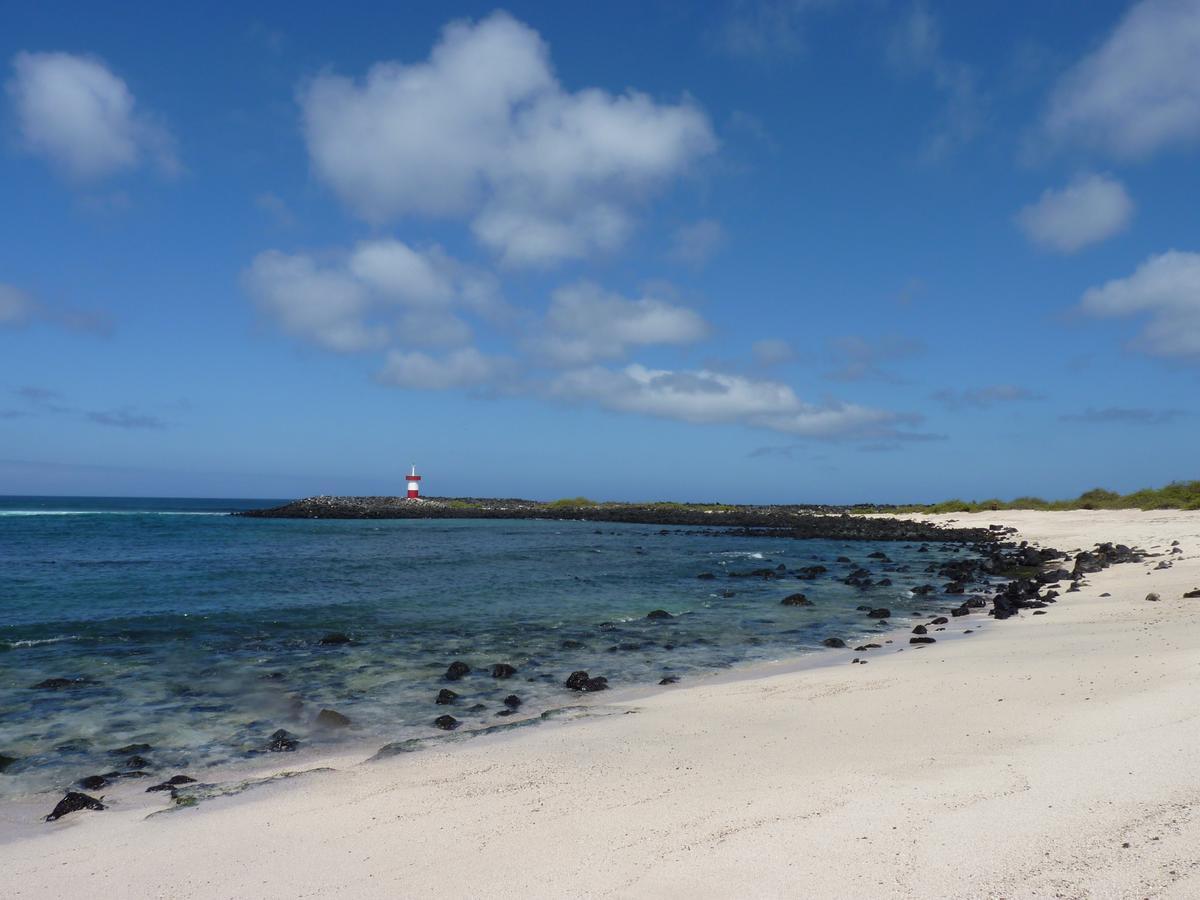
[3,509,1199,898]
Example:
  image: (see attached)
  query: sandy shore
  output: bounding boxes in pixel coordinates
[4,509,1199,899]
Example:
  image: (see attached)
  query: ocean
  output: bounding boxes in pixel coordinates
[0,496,978,799]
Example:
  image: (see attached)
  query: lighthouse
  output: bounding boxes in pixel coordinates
[406,464,422,500]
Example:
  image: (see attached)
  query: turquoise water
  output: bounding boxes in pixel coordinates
[0,496,973,798]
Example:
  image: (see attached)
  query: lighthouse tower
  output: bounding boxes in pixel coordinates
[406,464,422,500]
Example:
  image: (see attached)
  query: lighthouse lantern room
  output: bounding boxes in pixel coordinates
[406,465,422,500]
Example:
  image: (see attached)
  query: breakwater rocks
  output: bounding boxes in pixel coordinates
[235,496,996,543]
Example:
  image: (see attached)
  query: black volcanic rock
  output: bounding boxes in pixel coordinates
[490,663,518,678]
[435,688,459,705]
[433,715,460,731]
[315,708,351,728]
[444,661,471,681]
[32,677,97,691]
[781,593,811,606]
[646,610,673,619]
[45,792,104,822]
[910,636,936,645]
[821,637,847,648]
[318,633,351,646]
[266,729,299,752]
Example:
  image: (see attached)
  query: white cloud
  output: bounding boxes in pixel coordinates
[527,281,709,366]
[1039,0,1200,159]
[1079,250,1200,360]
[299,12,715,266]
[244,251,381,353]
[1016,173,1133,253]
[0,283,37,326]
[376,347,513,390]
[669,219,726,265]
[243,240,504,354]
[6,51,177,180]
[550,363,911,438]
[752,338,796,367]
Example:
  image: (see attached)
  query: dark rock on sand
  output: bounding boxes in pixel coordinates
[45,792,105,822]
[1145,593,1161,602]
[315,708,351,728]
[266,729,299,752]
[821,637,847,648]
[444,661,471,681]
[912,625,928,635]
[32,677,97,691]
[781,593,811,606]
[854,643,882,651]
[1184,589,1200,599]
[436,688,459,705]
[491,663,518,678]
[659,676,680,685]
[646,609,674,620]
[146,775,196,792]
[910,637,936,645]
[318,633,352,646]
[930,617,949,625]
[433,715,460,731]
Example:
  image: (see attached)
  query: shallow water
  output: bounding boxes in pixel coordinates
[0,496,978,799]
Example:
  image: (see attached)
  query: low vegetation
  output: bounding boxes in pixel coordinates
[858,481,1200,514]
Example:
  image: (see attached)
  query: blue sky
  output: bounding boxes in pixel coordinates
[1,0,1197,503]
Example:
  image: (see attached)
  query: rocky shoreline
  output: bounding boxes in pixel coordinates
[235,495,996,543]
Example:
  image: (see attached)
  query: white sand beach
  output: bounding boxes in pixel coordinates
[4,509,1200,899]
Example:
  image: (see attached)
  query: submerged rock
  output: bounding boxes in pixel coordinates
[444,661,471,681]
[0,753,17,773]
[45,792,105,822]
[77,774,112,791]
[490,663,518,678]
[266,729,299,752]
[125,755,151,770]
[435,688,459,705]
[31,677,97,691]
[821,637,847,648]
[780,593,811,606]
[433,715,460,731]
[318,633,351,646]
[866,608,891,619]
[659,676,680,685]
[315,708,351,728]
[503,694,522,709]
[565,670,608,691]
[646,609,673,620]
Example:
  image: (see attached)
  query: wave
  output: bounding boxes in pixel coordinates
[0,635,80,649]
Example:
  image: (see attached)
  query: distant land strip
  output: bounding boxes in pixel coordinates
[234,497,1000,543]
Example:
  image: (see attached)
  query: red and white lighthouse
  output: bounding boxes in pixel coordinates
[406,464,422,500]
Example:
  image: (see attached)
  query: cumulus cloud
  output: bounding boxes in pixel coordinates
[668,219,726,266]
[526,281,709,366]
[243,240,502,353]
[934,384,1038,409]
[1038,0,1200,159]
[550,363,915,439]
[6,51,178,180]
[887,3,983,157]
[299,12,715,266]
[376,347,514,390]
[1078,250,1200,360]
[1016,173,1133,252]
